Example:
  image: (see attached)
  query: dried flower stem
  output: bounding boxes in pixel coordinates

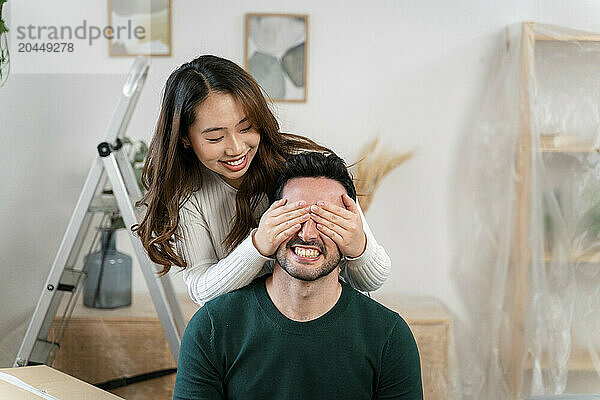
[351,137,413,213]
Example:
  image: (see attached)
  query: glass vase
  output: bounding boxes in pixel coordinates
[83,228,132,309]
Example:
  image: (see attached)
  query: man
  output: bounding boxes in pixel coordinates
[173,152,423,400]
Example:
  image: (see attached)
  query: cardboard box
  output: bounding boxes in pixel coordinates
[0,365,123,399]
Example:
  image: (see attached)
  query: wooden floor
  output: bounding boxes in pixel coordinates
[109,373,176,399]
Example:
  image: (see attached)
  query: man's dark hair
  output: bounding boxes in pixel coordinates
[274,152,357,201]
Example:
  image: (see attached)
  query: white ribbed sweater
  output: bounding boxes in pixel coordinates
[176,167,391,305]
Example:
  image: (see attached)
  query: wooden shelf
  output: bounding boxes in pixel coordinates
[544,250,600,263]
[526,349,598,371]
[568,350,598,371]
[535,33,600,42]
[541,146,600,153]
[539,135,599,153]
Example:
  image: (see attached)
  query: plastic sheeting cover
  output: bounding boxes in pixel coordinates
[455,23,600,399]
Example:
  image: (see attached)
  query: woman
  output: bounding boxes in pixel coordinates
[134,55,390,304]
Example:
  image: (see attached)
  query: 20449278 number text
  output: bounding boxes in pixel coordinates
[18,42,74,52]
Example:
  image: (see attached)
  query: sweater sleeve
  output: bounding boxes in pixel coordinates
[376,318,423,400]
[176,201,272,305]
[339,199,391,292]
[173,307,225,400]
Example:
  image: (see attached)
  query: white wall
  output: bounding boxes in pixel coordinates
[2,0,600,379]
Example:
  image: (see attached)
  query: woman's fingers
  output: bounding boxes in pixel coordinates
[310,204,352,230]
[310,212,346,237]
[341,194,359,213]
[312,201,354,221]
[266,198,287,212]
[273,213,310,237]
[315,223,343,244]
[310,197,366,258]
[274,223,302,244]
[269,200,307,218]
[272,206,310,226]
[259,198,363,256]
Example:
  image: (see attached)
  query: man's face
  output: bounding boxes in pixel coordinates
[275,177,345,282]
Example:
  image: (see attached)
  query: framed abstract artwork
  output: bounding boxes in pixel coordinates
[108,0,171,57]
[245,13,308,102]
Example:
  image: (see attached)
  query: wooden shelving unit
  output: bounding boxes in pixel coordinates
[508,22,600,398]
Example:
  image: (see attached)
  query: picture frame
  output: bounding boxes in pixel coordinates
[245,13,308,102]
[108,0,171,57]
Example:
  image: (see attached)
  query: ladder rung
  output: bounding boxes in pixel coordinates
[59,268,85,291]
[89,194,120,213]
[57,283,75,292]
[28,339,59,366]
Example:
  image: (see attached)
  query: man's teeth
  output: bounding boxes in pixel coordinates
[293,247,320,258]
[224,156,245,166]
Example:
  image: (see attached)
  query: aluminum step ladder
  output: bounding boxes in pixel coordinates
[13,56,186,368]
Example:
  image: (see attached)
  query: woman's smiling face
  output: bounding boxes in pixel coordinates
[186,91,260,188]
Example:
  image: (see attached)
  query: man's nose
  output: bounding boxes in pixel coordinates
[225,133,244,155]
[298,217,319,242]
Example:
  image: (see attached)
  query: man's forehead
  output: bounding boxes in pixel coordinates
[281,177,346,206]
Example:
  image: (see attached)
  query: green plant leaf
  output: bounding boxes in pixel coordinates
[118,136,147,193]
[0,0,8,35]
[134,150,145,162]
[135,168,145,192]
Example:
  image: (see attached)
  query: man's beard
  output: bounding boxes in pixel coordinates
[275,237,341,282]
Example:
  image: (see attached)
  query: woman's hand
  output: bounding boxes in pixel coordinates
[253,199,310,257]
[309,194,367,258]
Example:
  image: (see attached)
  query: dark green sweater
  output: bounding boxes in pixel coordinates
[174,276,422,399]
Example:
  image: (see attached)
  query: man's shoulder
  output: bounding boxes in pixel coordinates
[350,287,401,319]
[190,278,261,326]
[347,286,411,335]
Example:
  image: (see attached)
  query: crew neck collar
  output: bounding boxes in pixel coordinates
[252,275,353,335]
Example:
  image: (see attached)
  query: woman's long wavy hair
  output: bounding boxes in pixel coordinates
[133,55,331,275]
